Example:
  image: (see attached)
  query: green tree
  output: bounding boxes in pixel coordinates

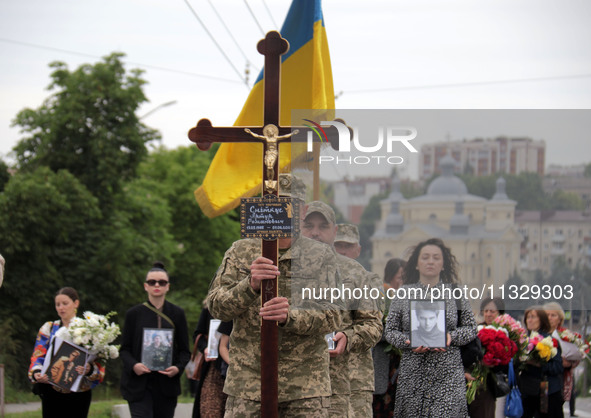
[0,168,102,386]
[0,167,177,389]
[135,146,241,325]
[459,173,497,199]
[12,53,159,204]
[548,189,584,210]
[584,162,591,178]
[0,158,9,192]
[1,54,181,392]
[399,179,424,199]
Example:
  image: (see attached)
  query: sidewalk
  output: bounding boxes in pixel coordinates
[112,403,193,417]
[3,401,194,416]
[4,401,41,414]
[5,398,591,416]
[568,396,591,417]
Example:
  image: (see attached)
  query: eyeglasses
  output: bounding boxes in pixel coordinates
[146,279,169,287]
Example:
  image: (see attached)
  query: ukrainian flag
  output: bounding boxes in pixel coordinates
[194,0,335,218]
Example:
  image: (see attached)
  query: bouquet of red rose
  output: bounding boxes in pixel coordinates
[492,314,528,359]
[466,325,518,404]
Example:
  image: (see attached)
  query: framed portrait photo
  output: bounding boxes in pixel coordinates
[206,319,222,359]
[141,328,174,371]
[410,300,447,348]
[41,337,91,392]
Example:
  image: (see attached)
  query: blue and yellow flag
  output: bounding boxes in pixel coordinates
[195,0,335,218]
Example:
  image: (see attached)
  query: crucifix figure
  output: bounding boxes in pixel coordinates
[244,125,299,193]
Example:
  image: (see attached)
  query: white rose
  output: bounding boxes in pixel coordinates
[55,327,71,341]
[109,345,120,359]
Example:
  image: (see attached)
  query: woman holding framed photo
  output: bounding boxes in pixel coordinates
[385,238,477,417]
[28,287,105,418]
[119,261,191,418]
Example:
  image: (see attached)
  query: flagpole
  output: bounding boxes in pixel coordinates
[313,142,321,201]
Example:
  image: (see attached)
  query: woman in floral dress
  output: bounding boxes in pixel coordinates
[385,238,477,417]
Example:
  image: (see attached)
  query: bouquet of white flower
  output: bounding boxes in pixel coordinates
[56,311,121,360]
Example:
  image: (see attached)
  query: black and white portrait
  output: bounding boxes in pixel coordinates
[410,300,446,348]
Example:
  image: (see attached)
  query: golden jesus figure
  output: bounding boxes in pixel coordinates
[244,124,299,181]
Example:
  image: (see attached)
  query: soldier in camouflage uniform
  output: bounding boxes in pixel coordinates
[207,175,343,418]
[333,224,361,260]
[334,223,385,417]
[302,203,383,417]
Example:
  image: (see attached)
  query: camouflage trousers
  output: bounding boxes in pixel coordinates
[329,393,350,417]
[224,395,330,418]
[349,390,372,417]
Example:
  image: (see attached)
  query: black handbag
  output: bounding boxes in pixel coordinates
[460,337,483,368]
[491,371,511,398]
[454,293,483,368]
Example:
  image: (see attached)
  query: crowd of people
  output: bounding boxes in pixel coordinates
[26,174,587,417]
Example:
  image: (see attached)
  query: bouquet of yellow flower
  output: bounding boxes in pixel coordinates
[526,331,558,363]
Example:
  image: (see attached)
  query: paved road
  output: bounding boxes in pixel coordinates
[3,401,194,416]
[5,398,591,416]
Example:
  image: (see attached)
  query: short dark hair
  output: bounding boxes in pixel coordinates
[414,301,441,314]
[384,258,406,284]
[55,287,80,303]
[404,238,458,284]
[480,297,505,315]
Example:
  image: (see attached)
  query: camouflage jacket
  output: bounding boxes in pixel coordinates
[331,254,383,394]
[207,237,343,402]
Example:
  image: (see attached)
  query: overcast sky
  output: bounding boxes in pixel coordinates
[1,0,590,180]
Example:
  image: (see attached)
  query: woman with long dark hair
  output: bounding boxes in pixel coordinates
[28,287,105,417]
[385,238,477,417]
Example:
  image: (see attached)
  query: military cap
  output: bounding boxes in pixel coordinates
[335,223,360,245]
[278,173,306,201]
[305,201,336,225]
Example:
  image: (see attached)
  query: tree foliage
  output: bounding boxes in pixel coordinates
[0,166,179,388]
[12,53,160,203]
[449,172,585,210]
[135,145,241,325]
[0,158,9,192]
[0,168,102,383]
[0,54,179,390]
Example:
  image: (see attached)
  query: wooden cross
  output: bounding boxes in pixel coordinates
[188,31,289,418]
[188,31,342,417]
